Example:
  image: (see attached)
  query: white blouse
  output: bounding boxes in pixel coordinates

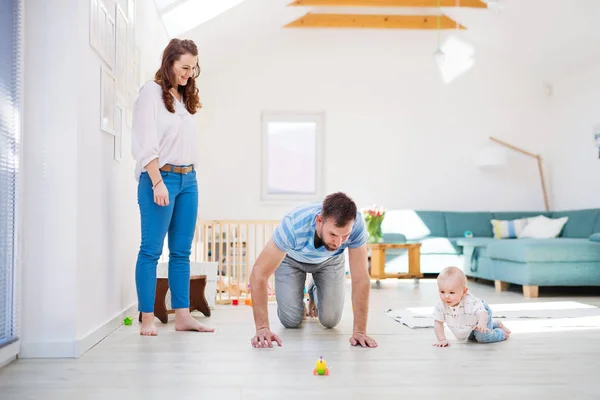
[131,81,199,181]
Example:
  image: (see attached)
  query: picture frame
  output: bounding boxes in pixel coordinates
[114,103,124,161]
[89,0,100,52]
[127,0,135,23]
[104,10,116,69]
[91,0,114,69]
[100,67,115,135]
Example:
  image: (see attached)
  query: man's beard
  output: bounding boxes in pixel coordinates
[317,227,337,251]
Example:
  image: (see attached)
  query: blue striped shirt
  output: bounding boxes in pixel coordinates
[272,202,367,264]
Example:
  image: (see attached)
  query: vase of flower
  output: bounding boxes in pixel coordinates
[362,206,385,244]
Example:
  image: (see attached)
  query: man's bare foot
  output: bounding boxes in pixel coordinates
[140,313,158,336]
[174,309,215,332]
[496,320,511,339]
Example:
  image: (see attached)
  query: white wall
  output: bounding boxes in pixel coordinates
[20,0,167,357]
[546,60,600,210]
[192,29,554,220]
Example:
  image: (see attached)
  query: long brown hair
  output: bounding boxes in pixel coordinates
[154,38,202,114]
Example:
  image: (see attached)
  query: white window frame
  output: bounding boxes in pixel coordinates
[260,112,325,203]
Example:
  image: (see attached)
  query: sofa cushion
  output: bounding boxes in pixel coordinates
[444,212,494,238]
[382,233,407,243]
[590,233,600,243]
[594,214,600,234]
[518,215,568,239]
[381,210,447,239]
[492,211,552,220]
[490,218,529,238]
[552,209,600,238]
[456,238,499,248]
[486,238,600,263]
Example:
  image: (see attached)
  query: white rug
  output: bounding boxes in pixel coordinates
[385,301,600,329]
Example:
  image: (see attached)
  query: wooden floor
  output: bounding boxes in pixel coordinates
[1,278,600,400]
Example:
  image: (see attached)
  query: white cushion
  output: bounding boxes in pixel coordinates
[517,215,568,239]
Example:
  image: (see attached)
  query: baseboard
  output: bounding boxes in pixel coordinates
[73,302,138,358]
[19,303,137,358]
[0,341,19,368]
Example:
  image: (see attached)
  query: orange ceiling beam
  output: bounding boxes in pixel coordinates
[288,0,487,8]
[284,13,466,29]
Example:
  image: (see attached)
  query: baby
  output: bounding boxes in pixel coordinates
[432,266,511,347]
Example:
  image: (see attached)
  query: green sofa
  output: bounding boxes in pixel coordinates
[379,208,600,297]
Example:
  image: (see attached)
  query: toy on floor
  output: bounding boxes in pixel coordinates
[123,317,133,326]
[313,356,329,376]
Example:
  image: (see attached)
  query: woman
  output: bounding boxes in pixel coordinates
[131,38,214,336]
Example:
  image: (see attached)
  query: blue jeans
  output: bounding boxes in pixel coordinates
[468,301,506,343]
[274,254,346,329]
[135,168,198,313]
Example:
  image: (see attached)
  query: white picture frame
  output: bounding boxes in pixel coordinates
[101,67,115,135]
[127,13,135,67]
[89,0,100,52]
[115,4,128,98]
[103,11,116,69]
[127,0,135,23]
[260,111,325,203]
[114,103,124,161]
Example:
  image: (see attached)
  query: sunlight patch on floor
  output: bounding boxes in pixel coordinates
[505,316,600,334]
[407,301,597,315]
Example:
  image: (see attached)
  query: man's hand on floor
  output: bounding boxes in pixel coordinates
[251,327,282,348]
[349,332,378,348]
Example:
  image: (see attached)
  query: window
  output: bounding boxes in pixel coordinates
[0,0,21,351]
[261,112,324,202]
[154,0,250,37]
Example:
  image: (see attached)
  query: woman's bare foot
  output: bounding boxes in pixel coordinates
[305,298,318,318]
[496,321,511,339]
[174,309,215,332]
[140,313,158,336]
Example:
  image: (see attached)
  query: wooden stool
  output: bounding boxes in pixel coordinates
[138,275,211,324]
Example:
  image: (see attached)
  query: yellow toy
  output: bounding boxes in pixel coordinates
[313,356,329,376]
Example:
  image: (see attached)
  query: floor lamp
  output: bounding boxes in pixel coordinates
[488,136,550,211]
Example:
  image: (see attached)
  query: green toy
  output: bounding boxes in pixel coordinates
[123,317,133,326]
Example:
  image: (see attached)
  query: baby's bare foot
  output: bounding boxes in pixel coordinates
[140,313,158,336]
[497,321,511,338]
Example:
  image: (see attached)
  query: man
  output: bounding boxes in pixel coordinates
[249,192,377,349]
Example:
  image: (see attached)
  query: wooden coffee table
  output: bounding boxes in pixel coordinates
[367,243,422,287]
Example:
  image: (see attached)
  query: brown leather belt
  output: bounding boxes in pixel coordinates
[160,164,194,174]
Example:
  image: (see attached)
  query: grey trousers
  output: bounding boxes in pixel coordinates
[274,253,346,329]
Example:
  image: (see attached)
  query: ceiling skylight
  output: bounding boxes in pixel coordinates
[156,0,248,38]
